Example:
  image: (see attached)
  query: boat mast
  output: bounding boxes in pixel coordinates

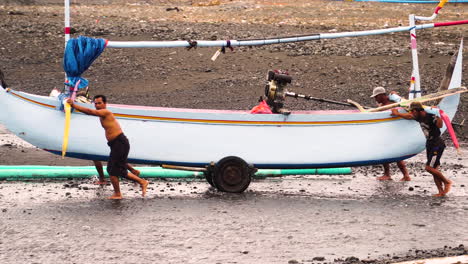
[409,14,420,100]
[64,0,70,45]
[408,0,448,99]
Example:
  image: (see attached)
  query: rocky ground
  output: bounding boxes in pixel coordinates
[0,1,467,263]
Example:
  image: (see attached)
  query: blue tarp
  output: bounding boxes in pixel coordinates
[63,36,106,90]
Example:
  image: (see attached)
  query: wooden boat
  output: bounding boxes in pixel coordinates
[0,1,465,192]
[0,42,463,179]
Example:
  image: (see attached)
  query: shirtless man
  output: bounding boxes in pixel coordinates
[391,102,451,196]
[371,86,411,181]
[67,95,148,199]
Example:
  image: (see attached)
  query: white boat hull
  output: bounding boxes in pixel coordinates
[0,45,462,169]
[0,88,461,168]
[0,88,437,168]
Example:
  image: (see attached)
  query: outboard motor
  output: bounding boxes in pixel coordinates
[264,70,292,114]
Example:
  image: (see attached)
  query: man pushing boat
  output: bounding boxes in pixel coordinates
[391,102,452,197]
[371,86,411,182]
[66,95,149,199]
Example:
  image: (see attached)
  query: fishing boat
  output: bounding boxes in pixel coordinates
[0,0,466,192]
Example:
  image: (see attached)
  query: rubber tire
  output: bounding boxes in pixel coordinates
[212,156,251,193]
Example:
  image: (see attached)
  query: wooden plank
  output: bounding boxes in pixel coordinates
[162,164,207,172]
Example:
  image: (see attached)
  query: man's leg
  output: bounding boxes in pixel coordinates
[93,160,107,184]
[126,164,140,177]
[426,165,451,196]
[125,172,149,197]
[377,163,392,181]
[427,146,451,196]
[431,173,444,196]
[397,161,411,181]
[108,175,122,199]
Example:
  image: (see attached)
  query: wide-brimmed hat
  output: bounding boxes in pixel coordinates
[370,86,386,97]
[408,101,424,111]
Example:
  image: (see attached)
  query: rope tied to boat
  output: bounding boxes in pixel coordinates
[211,40,234,61]
[186,40,198,50]
[221,40,234,54]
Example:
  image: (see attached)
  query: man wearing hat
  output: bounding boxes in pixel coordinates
[391,102,451,196]
[370,87,410,181]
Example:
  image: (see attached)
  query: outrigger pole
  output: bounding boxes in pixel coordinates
[105,20,468,48]
[62,0,467,50]
[98,1,467,102]
[62,1,467,101]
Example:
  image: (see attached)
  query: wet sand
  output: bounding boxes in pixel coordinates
[0,186,467,264]
[1,0,468,263]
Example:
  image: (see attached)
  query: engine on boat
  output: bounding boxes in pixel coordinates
[264,70,292,114]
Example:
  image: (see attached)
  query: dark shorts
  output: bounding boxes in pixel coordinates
[107,133,129,178]
[426,143,445,168]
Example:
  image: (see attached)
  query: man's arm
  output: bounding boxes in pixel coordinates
[434,115,443,128]
[391,108,414,120]
[66,98,108,117]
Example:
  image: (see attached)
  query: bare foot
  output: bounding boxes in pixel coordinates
[108,193,123,200]
[141,180,149,197]
[400,177,411,182]
[432,193,445,197]
[443,181,452,195]
[94,180,108,185]
[377,175,392,181]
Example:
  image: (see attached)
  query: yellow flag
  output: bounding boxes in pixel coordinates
[62,102,71,158]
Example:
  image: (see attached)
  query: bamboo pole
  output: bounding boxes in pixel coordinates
[105,20,468,49]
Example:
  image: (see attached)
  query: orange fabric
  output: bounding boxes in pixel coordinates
[250,100,273,114]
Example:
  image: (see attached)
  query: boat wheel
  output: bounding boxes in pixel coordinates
[212,156,252,193]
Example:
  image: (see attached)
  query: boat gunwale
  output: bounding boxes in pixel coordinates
[6,88,392,117]
[1,88,409,126]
